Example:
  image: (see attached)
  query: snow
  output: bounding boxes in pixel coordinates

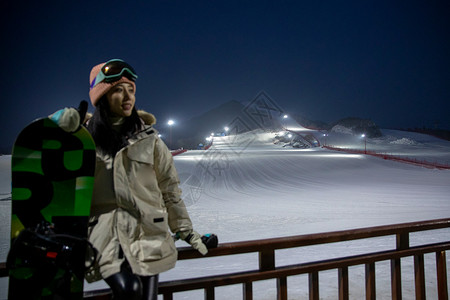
[389,137,418,145]
[331,124,354,135]
[1,129,450,299]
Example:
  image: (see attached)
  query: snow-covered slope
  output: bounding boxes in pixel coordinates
[163,130,450,299]
[171,130,450,299]
[170,130,450,245]
[325,128,450,165]
[1,129,449,299]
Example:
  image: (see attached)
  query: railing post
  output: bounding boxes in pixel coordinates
[163,292,173,300]
[397,233,409,249]
[259,249,275,271]
[277,276,287,300]
[338,267,349,300]
[205,286,215,300]
[414,254,426,300]
[390,258,402,300]
[243,282,253,300]
[391,232,409,300]
[365,262,376,300]
[309,271,319,300]
[436,251,448,300]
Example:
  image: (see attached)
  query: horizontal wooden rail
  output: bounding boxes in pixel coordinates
[153,242,450,294]
[175,218,450,260]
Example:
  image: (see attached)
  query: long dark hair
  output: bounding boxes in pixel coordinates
[87,95,142,157]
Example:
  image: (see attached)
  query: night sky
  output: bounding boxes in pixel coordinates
[1,0,449,149]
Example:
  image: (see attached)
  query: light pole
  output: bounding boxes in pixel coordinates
[168,119,174,149]
[282,115,288,130]
[322,132,328,147]
[361,133,367,154]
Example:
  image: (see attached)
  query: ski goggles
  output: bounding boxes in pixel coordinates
[90,59,138,89]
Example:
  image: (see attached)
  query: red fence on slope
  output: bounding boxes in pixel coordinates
[171,149,187,156]
[323,145,450,170]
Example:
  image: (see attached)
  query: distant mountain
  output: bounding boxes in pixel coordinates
[170,100,288,149]
[169,100,245,149]
[290,114,329,130]
[183,100,247,134]
[168,101,387,149]
[331,117,382,138]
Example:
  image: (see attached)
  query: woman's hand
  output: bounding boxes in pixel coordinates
[49,100,88,132]
[177,230,210,255]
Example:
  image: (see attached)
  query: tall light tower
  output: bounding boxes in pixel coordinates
[168,119,174,149]
[361,133,367,154]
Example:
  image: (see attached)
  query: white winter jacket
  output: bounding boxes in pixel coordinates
[85,112,193,282]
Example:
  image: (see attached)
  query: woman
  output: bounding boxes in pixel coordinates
[58,59,212,299]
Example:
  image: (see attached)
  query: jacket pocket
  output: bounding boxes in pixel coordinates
[126,140,154,165]
[125,143,162,207]
[131,212,175,262]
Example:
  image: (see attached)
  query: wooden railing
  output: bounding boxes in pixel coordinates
[2,218,449,299]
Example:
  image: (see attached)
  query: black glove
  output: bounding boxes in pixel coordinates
[77,100,88,126]
[201,234,218,249]
[176,232,219,255]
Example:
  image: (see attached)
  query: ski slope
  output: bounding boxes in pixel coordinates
[163,130,450,299]
[175,130,450,238]
[1,129,450,299]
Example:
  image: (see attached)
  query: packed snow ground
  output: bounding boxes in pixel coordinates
[0,129,449,299]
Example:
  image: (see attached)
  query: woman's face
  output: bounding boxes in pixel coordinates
[106,82,136,117]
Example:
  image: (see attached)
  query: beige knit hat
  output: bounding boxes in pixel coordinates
[89,61,137,106]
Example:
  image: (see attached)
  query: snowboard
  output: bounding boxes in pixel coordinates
[7,117,96,299]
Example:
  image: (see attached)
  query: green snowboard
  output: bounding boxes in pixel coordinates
[8,117,96,299]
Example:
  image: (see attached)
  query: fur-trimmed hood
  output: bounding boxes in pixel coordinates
[137,110,156,126]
